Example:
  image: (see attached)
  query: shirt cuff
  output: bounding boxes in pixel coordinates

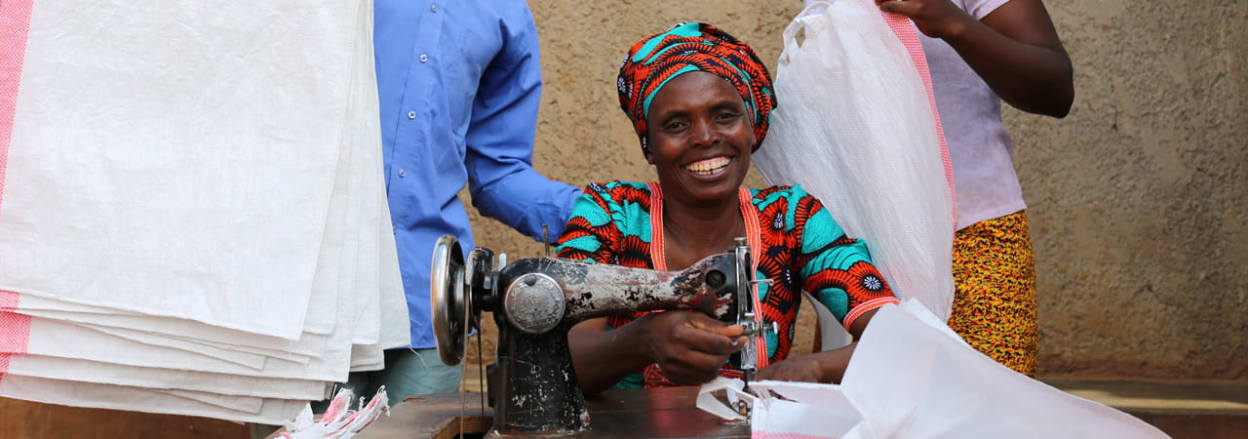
[843,296,901,330]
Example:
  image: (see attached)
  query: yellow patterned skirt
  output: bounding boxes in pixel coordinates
[948,211,1038,376]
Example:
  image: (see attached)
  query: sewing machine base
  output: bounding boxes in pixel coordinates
[354,387,749,439]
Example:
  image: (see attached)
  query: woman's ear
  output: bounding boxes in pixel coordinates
[644,149,655,165]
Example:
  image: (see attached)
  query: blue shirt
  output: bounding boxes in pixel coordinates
[375,0,580,349]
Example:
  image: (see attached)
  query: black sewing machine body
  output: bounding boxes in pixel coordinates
[431,235,760,438]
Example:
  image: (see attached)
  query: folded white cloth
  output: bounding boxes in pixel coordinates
[0,0,408,424]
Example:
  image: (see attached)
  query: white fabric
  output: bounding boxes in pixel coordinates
[698,377,864,438]
[0,375,307,425]
[698,300,1170,438]
[805,0,1025,231]
[756,0,957,321]
[3,354,326,399]
[0,0,408,424]
[0,0,362,340]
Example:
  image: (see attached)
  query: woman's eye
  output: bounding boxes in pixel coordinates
[664,121,687,131]
[716,112,741,123]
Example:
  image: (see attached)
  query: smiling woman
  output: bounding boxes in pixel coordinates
[554,22,900,395]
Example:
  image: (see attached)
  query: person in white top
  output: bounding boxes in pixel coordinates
[872,0,1073,375]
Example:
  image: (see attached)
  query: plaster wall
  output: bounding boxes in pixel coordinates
[463,0,1247,381]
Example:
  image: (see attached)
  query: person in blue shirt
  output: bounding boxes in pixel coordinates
[358,0,580,401]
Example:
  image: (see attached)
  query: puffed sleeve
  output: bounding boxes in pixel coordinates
[555,183,624,264]
[792,192,899,329]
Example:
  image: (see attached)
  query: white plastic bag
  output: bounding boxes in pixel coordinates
[699,377,865,439]
[756,0,957,326]
[698,301,1170,438]
[841,301,1169,438]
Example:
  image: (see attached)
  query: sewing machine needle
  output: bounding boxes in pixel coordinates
[543,224,551,257]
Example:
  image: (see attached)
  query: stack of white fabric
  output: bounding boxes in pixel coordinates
[0,0,409,424]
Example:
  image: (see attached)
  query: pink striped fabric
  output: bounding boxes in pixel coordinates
[754,431,840,439]
[880,12,957,226]
[0,0,37,379]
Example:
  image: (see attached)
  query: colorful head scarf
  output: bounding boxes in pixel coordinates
[617,23,776,152]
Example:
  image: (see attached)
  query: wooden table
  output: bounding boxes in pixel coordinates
[356,387,748,439]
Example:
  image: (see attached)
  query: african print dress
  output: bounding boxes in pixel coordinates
[555,181,898,388]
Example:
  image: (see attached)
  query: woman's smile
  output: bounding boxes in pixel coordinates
[644,71,755,206]
[684,155,734,177]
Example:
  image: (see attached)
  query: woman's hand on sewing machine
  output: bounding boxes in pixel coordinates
[640,311,746,385]
[567,312,745,395]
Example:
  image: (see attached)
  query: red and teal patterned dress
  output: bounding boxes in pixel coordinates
[555,181,899,388]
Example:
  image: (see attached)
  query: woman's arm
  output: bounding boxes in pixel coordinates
[757,192,897,383]
[568,318,653,394]
[569,312,745,395]
[755,308,879,383]
[877,0,1074,117]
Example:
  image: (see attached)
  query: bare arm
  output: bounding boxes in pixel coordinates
[569,313,745,395]
[755,307,879,383]
[878,0,1074,117]
[568,318,654,395]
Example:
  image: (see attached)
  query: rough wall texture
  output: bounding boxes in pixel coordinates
[1015,1,1247,380]
[463,1,1247,380]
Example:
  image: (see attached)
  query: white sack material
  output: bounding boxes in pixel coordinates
[754,0,957,329]
[0,375,309,425]
[0,0,408,424]
[697,300,1170,438]
[0,0,358,340]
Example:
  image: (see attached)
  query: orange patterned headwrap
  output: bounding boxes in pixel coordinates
[617,23,776,152]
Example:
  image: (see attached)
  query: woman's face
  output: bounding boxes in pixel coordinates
[645,71,755,207]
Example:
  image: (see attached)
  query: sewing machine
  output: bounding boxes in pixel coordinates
[429,235,765,438]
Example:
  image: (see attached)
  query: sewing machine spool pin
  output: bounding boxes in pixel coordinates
[431,234,760,437]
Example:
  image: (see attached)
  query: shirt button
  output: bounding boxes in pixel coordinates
[407,110,417,120]
[419,54,429,63]
[398,169,407,177]
[431,3,437,12]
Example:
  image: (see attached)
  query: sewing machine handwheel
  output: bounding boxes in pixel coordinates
[430,235,470,366]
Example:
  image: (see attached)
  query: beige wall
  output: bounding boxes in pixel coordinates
[463,1,1247,380]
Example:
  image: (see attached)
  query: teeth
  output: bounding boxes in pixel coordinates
[686,157,731,173]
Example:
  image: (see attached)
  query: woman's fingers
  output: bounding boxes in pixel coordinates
[675,319,744,356]
[688,313,745,338]
[877,0,923,17]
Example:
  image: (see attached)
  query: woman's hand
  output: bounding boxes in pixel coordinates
[876,0,976,39]
[877,0,1074,117]
[640,310,746,385]
[755,356,825,383]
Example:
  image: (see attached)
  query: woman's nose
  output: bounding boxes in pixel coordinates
[690,117,717,147]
